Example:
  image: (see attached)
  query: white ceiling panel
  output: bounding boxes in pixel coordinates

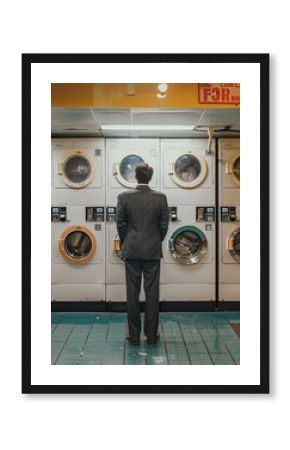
[232,119,240,130]
[91,109,131,125]
[51,108,96,127]
[197,109,240,128]
[132,109,201,126]
[51,107,240,137]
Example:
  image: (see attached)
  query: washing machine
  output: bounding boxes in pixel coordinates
[51,205,105,301]
[105,138,160,205]
[219,206,240,301]
[105,139,159,301]
[218,138,240,302]
[219,138,240,206]
[160,205,215,301]
[161,139,215,205]
[51,138,105,205]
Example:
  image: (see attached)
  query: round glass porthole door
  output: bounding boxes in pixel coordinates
[114,154,144,188]
[58,226,97,264]
[58,151,95,188]
[233,157,240,183]
[227,227,240,263]
[226,152,240,186]
[169,153,208,189]
[168,226,208,264]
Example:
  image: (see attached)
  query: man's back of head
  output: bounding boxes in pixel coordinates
[135,163,153,184]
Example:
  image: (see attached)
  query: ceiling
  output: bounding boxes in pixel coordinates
[51,108,240,138]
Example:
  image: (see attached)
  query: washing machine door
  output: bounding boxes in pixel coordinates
[168,225,208,264]
[58,150,95,188]
[58,226,97,264]
[169,153,208,189]
[113,154,145,188]
[226,152,240,186]
[227,227,240,262]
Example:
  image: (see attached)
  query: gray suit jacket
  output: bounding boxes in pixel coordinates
[116,185,169,260]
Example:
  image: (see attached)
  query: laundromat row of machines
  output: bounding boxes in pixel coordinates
[51,137,240,309]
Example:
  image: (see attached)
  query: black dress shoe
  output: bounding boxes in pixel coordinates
[126,335,140,345]
[144,331,160,338]
[146,334,160,344]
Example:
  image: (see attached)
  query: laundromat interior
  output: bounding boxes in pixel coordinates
[51,83,240,365]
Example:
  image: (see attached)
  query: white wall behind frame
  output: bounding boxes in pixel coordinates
[2,1,287,450]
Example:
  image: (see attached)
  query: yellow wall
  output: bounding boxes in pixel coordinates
[52,84,95,107]
[51,83,240,109]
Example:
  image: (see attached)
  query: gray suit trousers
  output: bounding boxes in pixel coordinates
[125,259,160,338]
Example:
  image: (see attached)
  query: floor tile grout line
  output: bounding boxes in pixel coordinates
[53,313,84,365]
[76,314,99,365]
[195,319,215,365]
[177,317,192,365]
[208,315,239,364]
[104,313,112,343]
[166,313,190,365]
[101,313,112,365]
[51,315,62,334]
[51,312,67,335]
[224,343,239,365]
[160,322,169,365]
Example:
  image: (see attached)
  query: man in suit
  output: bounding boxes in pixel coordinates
[116,163,169,345]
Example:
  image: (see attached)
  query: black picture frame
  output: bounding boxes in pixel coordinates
[22,53,269,394]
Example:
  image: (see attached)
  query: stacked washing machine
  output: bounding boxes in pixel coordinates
[218,138,240,302]
[160,139,216,302]
[50,136,239,306]
[105,139,160,301]
[51,139,106,301]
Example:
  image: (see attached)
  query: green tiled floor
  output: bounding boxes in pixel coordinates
[51,312,240,365]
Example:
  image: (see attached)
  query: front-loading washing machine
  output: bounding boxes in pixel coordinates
[218,138,240,302]
[105,138,160,205]
[161,139,215,205]
[219,206,240,301]
[51,205,105,301]
[160,205,215,301]
[219,138,240,206]
[105,139,160,302]
[51,138,105,205]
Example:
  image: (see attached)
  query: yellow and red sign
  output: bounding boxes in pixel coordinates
[198,83,240,105]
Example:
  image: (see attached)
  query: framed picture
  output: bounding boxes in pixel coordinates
[22,53,269,394]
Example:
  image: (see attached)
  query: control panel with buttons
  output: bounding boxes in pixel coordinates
[86,207,105,222]
[51,206,67,222]
[221,207,237,222]
[106,206,117,222]
[196,207,215,222]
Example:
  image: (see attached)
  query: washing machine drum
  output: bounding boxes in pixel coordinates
[114,154,145,187]
[233,157,240,183]
[227,227,240,263]
[58,226,97,264]
[59,151,95,188]
[169,226,208,264]
[226,153,240,186]
[170,153,208,189]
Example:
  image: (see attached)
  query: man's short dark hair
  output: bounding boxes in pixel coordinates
[135,163,153,184]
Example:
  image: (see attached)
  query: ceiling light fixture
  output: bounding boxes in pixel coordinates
[158,83,168,93]
[101,125,194,131]
[157,83,168,98]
